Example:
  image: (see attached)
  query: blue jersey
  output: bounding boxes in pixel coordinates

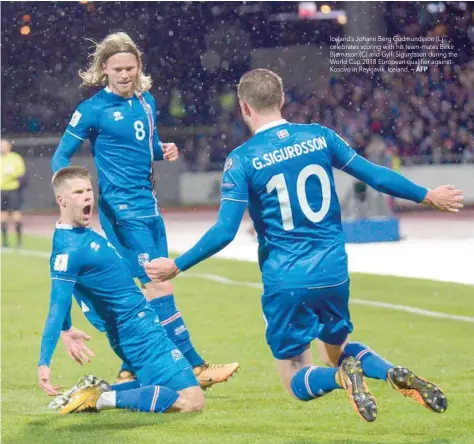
[50,224,148,330]
[52,88,164,220]
[221,120,357,291]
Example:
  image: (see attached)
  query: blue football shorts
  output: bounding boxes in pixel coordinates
[108,307,198,392]
[262,279,353,360]
[99,206,168,284]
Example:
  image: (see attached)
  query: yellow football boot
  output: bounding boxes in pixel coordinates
[193,362,240,390]
[49,375,111,414]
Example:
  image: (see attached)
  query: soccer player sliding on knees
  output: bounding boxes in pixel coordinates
[39,167,204,414]
[51,32,238,388]
[145,69,463,422]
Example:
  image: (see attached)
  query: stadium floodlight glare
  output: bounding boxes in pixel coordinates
[271,9,346,22]
[320,5,332,14]
[20,25,30,36]
[337,14,347,25]
[298,2,317,19]
[427,2,446,13]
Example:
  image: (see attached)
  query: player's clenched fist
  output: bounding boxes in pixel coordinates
[144,258,180,282]
[162,143,179,162]
[423,185,464,213]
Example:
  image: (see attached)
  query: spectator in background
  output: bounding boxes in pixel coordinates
[1,139,26,248]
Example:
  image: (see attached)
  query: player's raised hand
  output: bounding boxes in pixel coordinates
[423,185,464,213]
[162,142,179,162]
[38,365,62,396]
[61,327,95,366]
[144,258,180,282]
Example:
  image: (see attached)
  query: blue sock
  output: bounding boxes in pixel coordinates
[149,295,205,367]
[291,366,340,401]
[116,385,179,413]
[339,342,394,381]
[111,379,142,392]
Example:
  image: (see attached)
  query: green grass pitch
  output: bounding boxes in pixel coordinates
[2,236,474,444]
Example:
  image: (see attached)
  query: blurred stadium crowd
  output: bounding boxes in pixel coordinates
[2,2,473,170]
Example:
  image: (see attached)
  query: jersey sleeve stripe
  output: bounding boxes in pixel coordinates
[221,197,247,203]
[51,277,77,283]
[340,153,357,171]
[66,129,85,141]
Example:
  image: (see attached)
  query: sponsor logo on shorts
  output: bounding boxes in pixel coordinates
[138,253,150,266]
[222,182,235,189]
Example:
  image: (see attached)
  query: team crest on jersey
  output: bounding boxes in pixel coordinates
[69,111,82,128]
[113,111,124,121]
[53,254,69,272]
[143,103,152,116]
[138,253,150,266]
[224,157,233,172]
[90,242,100,252]
[277,129,289,139]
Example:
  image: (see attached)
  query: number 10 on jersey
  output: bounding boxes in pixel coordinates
[266,165,331,231]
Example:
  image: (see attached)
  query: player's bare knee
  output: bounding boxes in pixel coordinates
[178,386,205,412]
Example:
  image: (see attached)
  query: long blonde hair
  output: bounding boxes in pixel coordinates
[79,32,152,92]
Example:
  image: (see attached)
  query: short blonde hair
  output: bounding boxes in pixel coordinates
[237,69,284,113]
[52,166,91,195]
[79,32,152,92]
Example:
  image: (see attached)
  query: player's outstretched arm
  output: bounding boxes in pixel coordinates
[38,279,74,395]
[327,127,464,211]
[421,185,464,213]
[344,155,463,211]
[145,199,247,281]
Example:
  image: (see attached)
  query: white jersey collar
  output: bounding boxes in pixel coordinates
[55,220,91,230]
[255,119,288,134]
[56,220,74,230]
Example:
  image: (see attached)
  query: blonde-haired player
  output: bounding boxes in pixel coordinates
[52,32,239,388]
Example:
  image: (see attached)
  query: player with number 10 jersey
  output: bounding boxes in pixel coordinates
[145,69,461,422]
[227,122,351,292]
